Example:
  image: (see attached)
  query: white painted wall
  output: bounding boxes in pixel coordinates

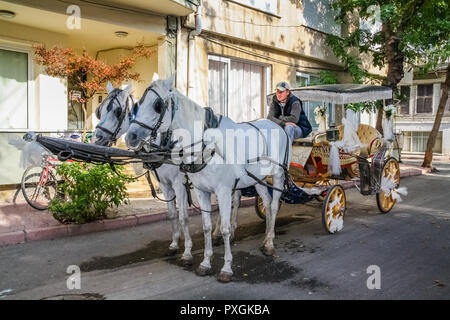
[37,74,68,131]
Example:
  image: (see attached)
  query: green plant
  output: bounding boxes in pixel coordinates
[309,71,340,85]
[49,162,130,224]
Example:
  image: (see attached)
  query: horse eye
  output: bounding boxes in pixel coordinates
[95,106,102,120]
[154,98,164,114]
[115,107,122,118]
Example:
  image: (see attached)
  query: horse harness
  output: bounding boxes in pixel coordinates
[95,89,135,146]
[130,86,177,141]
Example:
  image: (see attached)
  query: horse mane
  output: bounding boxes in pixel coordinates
[170,87,206,130]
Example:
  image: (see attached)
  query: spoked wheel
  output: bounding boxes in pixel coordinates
[321,184,346,234]
[376,157,400,214]
[21,166,58,210]
[315,179,337,202]
[254,195,282,221]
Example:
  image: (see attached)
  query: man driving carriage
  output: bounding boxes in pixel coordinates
[267,81,312,142]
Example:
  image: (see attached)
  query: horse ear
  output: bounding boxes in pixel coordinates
[106,81,114,94]
[123,82,132,94]
[164,73,175,90]
[151,73,160,82]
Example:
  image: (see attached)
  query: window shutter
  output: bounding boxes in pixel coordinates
[416,84,433,113]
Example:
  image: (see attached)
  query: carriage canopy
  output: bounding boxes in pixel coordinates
[267,84,393,105]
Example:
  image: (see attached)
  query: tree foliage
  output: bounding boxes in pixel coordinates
[326,0,449,135]
[33,43,154,139]
[33,44,154,103]
[326,0,449,83]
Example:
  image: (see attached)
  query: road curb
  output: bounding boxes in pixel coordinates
[0,169,420,247]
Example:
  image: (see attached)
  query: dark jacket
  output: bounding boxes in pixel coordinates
[267,94,312,137]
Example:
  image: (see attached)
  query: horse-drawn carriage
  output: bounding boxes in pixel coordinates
[253,84,401,234]
[25,78,406,282]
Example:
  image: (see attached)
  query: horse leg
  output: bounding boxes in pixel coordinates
[212,190,240,245]
[174,180,193,266]
[194,189,214,276]
[230,190,241,241]
[216,188,233,283]
[159,182,180,256]
[212,213,222,246]
[262,170,284,256]
[254,184,274,256]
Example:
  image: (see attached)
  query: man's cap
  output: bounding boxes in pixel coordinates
[276,81,290,92]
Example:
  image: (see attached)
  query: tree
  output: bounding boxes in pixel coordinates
[326,0,450,138]
[33,44,154,140]
[422,64,449,168]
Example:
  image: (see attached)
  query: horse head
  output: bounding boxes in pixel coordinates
[126,73,176,151]
[93,81,133,146]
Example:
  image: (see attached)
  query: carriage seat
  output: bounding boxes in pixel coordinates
[293,132,314,146]
[313,124,382,158]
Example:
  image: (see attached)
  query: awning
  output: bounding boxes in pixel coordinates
[267,84,392,105]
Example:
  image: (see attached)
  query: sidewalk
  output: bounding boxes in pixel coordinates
[0,162,425,247]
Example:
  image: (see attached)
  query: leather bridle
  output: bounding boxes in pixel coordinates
[95,89,134,146]
[130,86,175,141]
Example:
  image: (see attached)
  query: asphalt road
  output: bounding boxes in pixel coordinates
[0,169,449,300]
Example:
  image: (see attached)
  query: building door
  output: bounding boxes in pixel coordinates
[208,55,267,123]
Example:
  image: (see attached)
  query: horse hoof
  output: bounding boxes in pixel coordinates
[166,247,178,257]
[261,245,275,256]
[212,236,223,246]
[195,265,213,276]
[181,258,193,267]
[217,271,233,283]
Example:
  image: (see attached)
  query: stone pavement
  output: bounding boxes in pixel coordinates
[0,162,425,247]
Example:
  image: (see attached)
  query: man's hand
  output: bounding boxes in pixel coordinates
[285,122,297,127]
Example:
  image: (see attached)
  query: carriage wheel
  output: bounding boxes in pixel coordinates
[376,157,400,214]
[321,185,346,234]
[254,195,282,221]
[315,179,337,202]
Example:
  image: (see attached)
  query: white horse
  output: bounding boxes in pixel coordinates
[126,75,291,282]
[93,81,240,265]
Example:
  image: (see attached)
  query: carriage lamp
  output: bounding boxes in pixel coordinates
[326,122,340,142]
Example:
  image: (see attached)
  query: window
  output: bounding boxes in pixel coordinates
[402,131,442,153]
[399,86,410,115]
[208,55,268,123]
[296,72,323,128]
[416,84,433,113]
[0,47,29,129]
[229,0,278,15]
[302,0,341,36]
[208,57,228,117]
